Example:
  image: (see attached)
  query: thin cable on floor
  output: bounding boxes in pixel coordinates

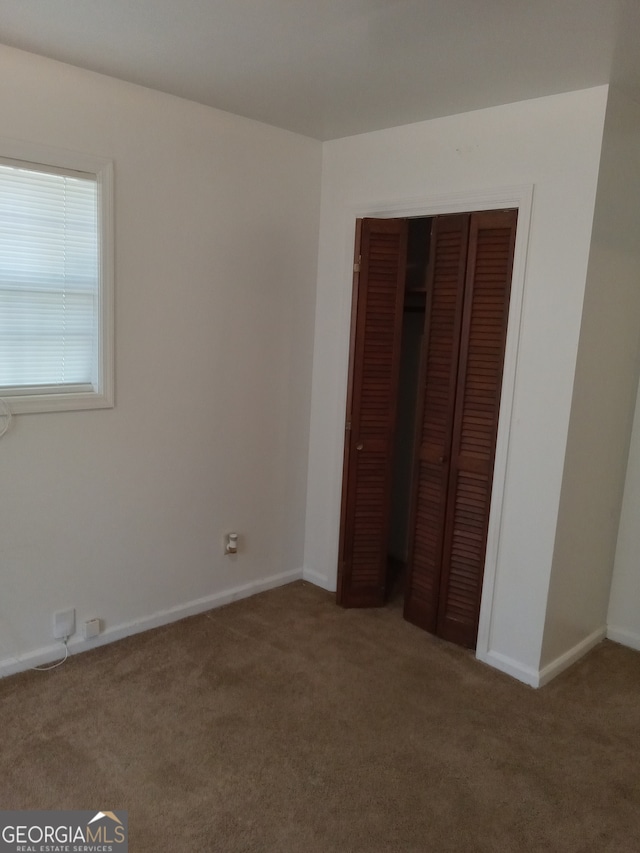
[32,638,69,671]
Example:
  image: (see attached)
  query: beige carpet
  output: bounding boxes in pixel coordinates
[1,581,639,852]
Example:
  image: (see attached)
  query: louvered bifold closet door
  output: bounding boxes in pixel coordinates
[337,218,408,607]
[437,209,517,647]
[404,215,470,630]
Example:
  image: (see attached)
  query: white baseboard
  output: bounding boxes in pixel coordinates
[0,568,302,679]
[302,567,336,592]
[537,626,606,687]
[607,625,640,652]
[476,648,540,688]
[479,626,607,688]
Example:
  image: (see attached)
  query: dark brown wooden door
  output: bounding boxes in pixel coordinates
[404,215,470,631]
[436,210,517,646]
[337,218,408,607]
[405,209,517,648]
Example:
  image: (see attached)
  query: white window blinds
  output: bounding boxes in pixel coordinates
[0,159,99,393]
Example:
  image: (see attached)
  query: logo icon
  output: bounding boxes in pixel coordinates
[88,811,123,826]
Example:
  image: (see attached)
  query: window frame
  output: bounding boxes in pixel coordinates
[0,138,114,414]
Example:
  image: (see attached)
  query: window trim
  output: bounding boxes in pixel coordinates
[0,138,114,414]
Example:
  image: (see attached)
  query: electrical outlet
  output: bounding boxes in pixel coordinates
[83,618,101,640]
[224,532,239,555]
[53,608,75,640]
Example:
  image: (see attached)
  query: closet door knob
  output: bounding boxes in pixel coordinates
[356,442,364,451]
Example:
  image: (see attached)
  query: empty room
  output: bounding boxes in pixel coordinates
[1,1,639,850]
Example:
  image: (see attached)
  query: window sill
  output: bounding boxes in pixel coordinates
[0,386,114,415]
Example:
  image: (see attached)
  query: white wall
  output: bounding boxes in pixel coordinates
[0,45,322,673]
[605,92,640,649]
[304,88,608,681]
[609,388,640,650]
[542,90,640,671]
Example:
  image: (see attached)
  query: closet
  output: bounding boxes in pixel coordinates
[337,209,517,649]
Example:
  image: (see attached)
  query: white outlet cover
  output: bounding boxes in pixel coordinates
[83,618,101,640]
[53,608,75,640]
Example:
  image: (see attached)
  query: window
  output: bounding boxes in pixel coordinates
[0,141,113,413]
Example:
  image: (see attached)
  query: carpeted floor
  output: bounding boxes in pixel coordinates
[1,580,639,852]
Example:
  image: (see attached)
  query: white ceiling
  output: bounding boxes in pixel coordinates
[0,0,639,140]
